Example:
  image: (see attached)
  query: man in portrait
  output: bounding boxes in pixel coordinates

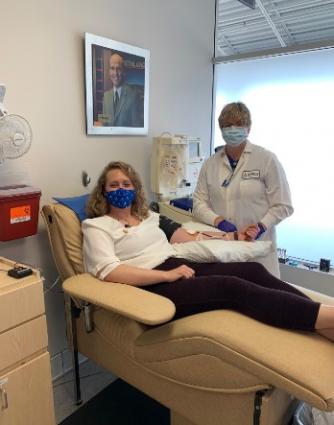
[101,52,143,127]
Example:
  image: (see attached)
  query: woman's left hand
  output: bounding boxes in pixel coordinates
[240,224,260,241]
[236,232,247,241]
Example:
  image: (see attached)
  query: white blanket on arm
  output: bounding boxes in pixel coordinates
[171,221,272,263]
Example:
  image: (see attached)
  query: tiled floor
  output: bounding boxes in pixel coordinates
[53,360,116,424]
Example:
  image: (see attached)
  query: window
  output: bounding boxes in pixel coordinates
[213,49,334,265]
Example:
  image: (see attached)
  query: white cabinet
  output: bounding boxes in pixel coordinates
[0,257,55,425]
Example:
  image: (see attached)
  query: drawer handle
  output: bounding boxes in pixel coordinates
[0,378,9,410]
[0,388,8,410]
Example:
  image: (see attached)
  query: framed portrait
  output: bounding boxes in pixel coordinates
[85,33,150,135]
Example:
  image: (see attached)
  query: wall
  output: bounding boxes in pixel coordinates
[0,0,215,378]
[280,264,334,297]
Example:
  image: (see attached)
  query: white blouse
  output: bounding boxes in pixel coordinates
[82,211,175,280]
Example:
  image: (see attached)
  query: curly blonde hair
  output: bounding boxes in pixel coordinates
[86,161,149,219]
[218,102,251,129]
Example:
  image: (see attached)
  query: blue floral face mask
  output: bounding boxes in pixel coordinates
[105,188,136,208]
[221,126,248,146]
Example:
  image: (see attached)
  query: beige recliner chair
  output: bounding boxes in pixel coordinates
[41,203,334,425]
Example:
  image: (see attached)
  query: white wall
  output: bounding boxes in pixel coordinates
[0,0,215,377]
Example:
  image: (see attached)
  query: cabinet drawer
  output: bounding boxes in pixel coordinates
[0,315,48,373]
[0,352,55,425]
[0,280,45,333]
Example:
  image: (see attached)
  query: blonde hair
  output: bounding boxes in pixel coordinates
[218,102,251,129]
[86,161,149,219]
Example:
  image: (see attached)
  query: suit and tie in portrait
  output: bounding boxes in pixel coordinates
[102,84,143,127]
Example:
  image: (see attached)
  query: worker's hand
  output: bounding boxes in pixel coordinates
[164,265,195,282]
[217,219,237,233]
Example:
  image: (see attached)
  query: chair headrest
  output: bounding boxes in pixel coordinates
[41,204,84,281]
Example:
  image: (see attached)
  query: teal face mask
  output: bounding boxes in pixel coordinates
[221,126,248,146]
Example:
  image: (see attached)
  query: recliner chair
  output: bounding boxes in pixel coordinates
[41,203,334,425]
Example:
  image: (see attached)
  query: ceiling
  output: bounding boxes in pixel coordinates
[216,0,334,59]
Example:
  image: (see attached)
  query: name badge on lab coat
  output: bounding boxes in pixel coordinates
[242,170,260,179]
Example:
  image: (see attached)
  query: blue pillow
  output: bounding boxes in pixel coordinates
[53,194,90,222]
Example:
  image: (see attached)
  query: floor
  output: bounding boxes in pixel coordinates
[53,360,116,424]
[58,376,170,425]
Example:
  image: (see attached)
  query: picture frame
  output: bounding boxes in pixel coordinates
[85,33,150,135]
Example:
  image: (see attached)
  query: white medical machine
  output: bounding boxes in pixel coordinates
[151,133,204,222]
[151,133,203,200]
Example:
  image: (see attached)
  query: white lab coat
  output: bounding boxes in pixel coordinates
[193,141,293,276]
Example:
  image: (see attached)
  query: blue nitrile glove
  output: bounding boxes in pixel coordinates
[255,222,266,239]
[217,219,237,232]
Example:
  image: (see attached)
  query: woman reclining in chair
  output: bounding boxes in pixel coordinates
[82,161,334,342]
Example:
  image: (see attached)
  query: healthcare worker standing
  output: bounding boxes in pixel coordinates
[193,102,293,276]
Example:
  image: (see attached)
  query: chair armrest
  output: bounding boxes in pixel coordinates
[63,273,176,325]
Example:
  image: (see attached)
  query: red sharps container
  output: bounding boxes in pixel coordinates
[0,185,41,241]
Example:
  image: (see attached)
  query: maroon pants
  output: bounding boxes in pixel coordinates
[146,259,320,331]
